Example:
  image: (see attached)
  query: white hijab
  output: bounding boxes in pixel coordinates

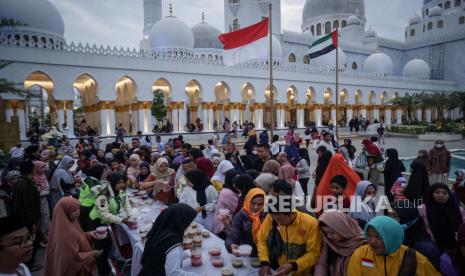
[211,160,234,182]
[349,181,377,223]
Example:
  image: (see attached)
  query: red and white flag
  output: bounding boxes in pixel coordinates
[219,18,269,66]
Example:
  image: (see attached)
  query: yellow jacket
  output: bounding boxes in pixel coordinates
[257,211,320,276]
[347,244,440,276]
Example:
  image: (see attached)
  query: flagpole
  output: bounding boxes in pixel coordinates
[335,28,339,143]
[269,3,274,140]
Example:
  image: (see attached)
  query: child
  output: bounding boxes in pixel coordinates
[110,159,126,177]
[328,175,351,210]
[390,176,408,202]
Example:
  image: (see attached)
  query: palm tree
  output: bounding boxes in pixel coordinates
[447,91,465,120]
[390,92,421,123]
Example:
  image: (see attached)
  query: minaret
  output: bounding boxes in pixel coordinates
[140,0,162,51]
[224,0,281,34]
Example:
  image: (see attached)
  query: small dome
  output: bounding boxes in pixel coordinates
[363,52,394,74]
[302,0,365,25]
[347,15,361,25]
[191,22,222,49]
[310,47,346,68]
[402,58,431,78]
[0,0,64,37]
[149,16,194,50]
[409,15,421,25]
[429,6,442,16]
[365,28,377,38]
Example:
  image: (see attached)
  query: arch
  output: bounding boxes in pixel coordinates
[325,21,331,34]
[73,73,100,131]
[339,89,348,104]
[306,87,316,104]
[303,55,310,64]
[393,92,399,99]
[437,20,444,28]
[24,71,56,128]
[185,79,202,106]
[287,86,298,104]
[410,29,415,36]
[381,91,388,105]
[152,78,172,101]
[241,82,255,102]
[333,20,339,29]
[427,22,433,30]
[459,16,465,24]
[323,87,333,105]
[310,25,314,35]
[445,1,451,9]
[288,53,296,63]
[355,89,363,105]
[368,90,376,104]
[341,20,347,28]
[24,71,55,94]
[214,81,230,104]
[316,23,322,35]
[352,62,358,70]
[115,76,138,134]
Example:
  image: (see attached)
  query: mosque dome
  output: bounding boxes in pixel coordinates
[402,58,431,78]
[363,52,394,74]
[191,21,222,49]
[302,0,365,24]
[347,15,361,25]
[409,15,421,25]
[310,48,346,68]
[429,6,443,16]
[149,16,194,50]
[0,0,65,37]
[365,28,377,38]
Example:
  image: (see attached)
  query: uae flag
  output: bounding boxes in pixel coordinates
[307,30,338,59]
[219,18,269,66]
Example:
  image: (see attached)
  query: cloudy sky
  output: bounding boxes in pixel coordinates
[49,0,423,49]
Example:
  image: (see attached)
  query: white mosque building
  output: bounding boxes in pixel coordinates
[0,0,464,140]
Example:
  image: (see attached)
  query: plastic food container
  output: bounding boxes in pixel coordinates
[221,267,234,276]
[208,246,221,256]
[238,244,252,256]
[211,256,224,267]
[231,257,244,268]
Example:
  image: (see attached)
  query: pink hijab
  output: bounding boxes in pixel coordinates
[33,161,49,191]
[278,164,296,188]
[44,197,96,276]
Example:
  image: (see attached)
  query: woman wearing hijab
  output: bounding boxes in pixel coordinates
[143,158,176,204]
[180,170,218,231]
[233,174,257,214]
[315,154,360,203]
[211,160,234,191]
[297,148,311,198]
[314,211,365,276]
[213,170,240,238]
[139,203,200,276]
[33,161,51,246]
[226,188,266,257]
[44,197,100,276]
[349,181,377,229]
[278,164,305,198]
[126,154,141,186]
[405,150,430,203]
[49,156,76,210]
[418,183,465,252]
[348,216,440,276]
[254,173,277,194]
[384,148,406,202]
[262,159,281,176]
[390,200,441,270]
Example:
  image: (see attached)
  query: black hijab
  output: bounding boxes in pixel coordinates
[223,169,239,192]
[426,183,463,251]
[185,169,210,218]
[140,203,197,276]
[405,159,429,203]
[315,149,332,185]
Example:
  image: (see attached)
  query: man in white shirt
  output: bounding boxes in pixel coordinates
[0,216,33,276]
[316,132,335,153]
[8,144,24,159]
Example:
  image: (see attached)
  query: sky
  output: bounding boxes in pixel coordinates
[49,0,423,49]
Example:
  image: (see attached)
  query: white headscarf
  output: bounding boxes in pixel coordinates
[349,181,377,223]
[211,160,234,182]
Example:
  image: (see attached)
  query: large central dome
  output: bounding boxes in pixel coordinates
[302,0,365,24]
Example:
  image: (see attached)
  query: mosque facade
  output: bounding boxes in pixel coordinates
[0,0,464,139]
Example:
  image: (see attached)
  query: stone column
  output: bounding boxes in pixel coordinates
[64,101,74,138]
[416,108,422,122]
[208,107,214,131]
[275,104,282,129]
[202,103,209,131]
[99,101,115,136]
[178,102,186,132]
[137,102,152,134]
[314,106,322,127]
[373,106,380,122]
[16,101,27,140]
[385,107,392,126]
[5,100,14,123]
[131,102,139,134]
[330,105,337,124]
[396,109,402,124]
[426,108,432,123]
[56,101,65,131]
[297,105,304,128]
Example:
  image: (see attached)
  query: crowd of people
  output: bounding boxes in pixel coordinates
[1,123,463,276]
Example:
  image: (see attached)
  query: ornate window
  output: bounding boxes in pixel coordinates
[325,21,331,34]
[455,0,461,6]
[311,25,314,35]
[460,16,465,24]
[333,20,339,29]
[341,20,347,28]
[303,55,310,64]
[445,1,451,9]
[427,22,433,30]
[410,29,415,36]
[438,20,444,28]
[316,23,322,35]
[352,62,357,70]
[288,53,296,63]
[230,18,240,32]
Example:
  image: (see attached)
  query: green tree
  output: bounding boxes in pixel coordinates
[447,91,465,120]
[151,90,167,123]
[390,92,421,124]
